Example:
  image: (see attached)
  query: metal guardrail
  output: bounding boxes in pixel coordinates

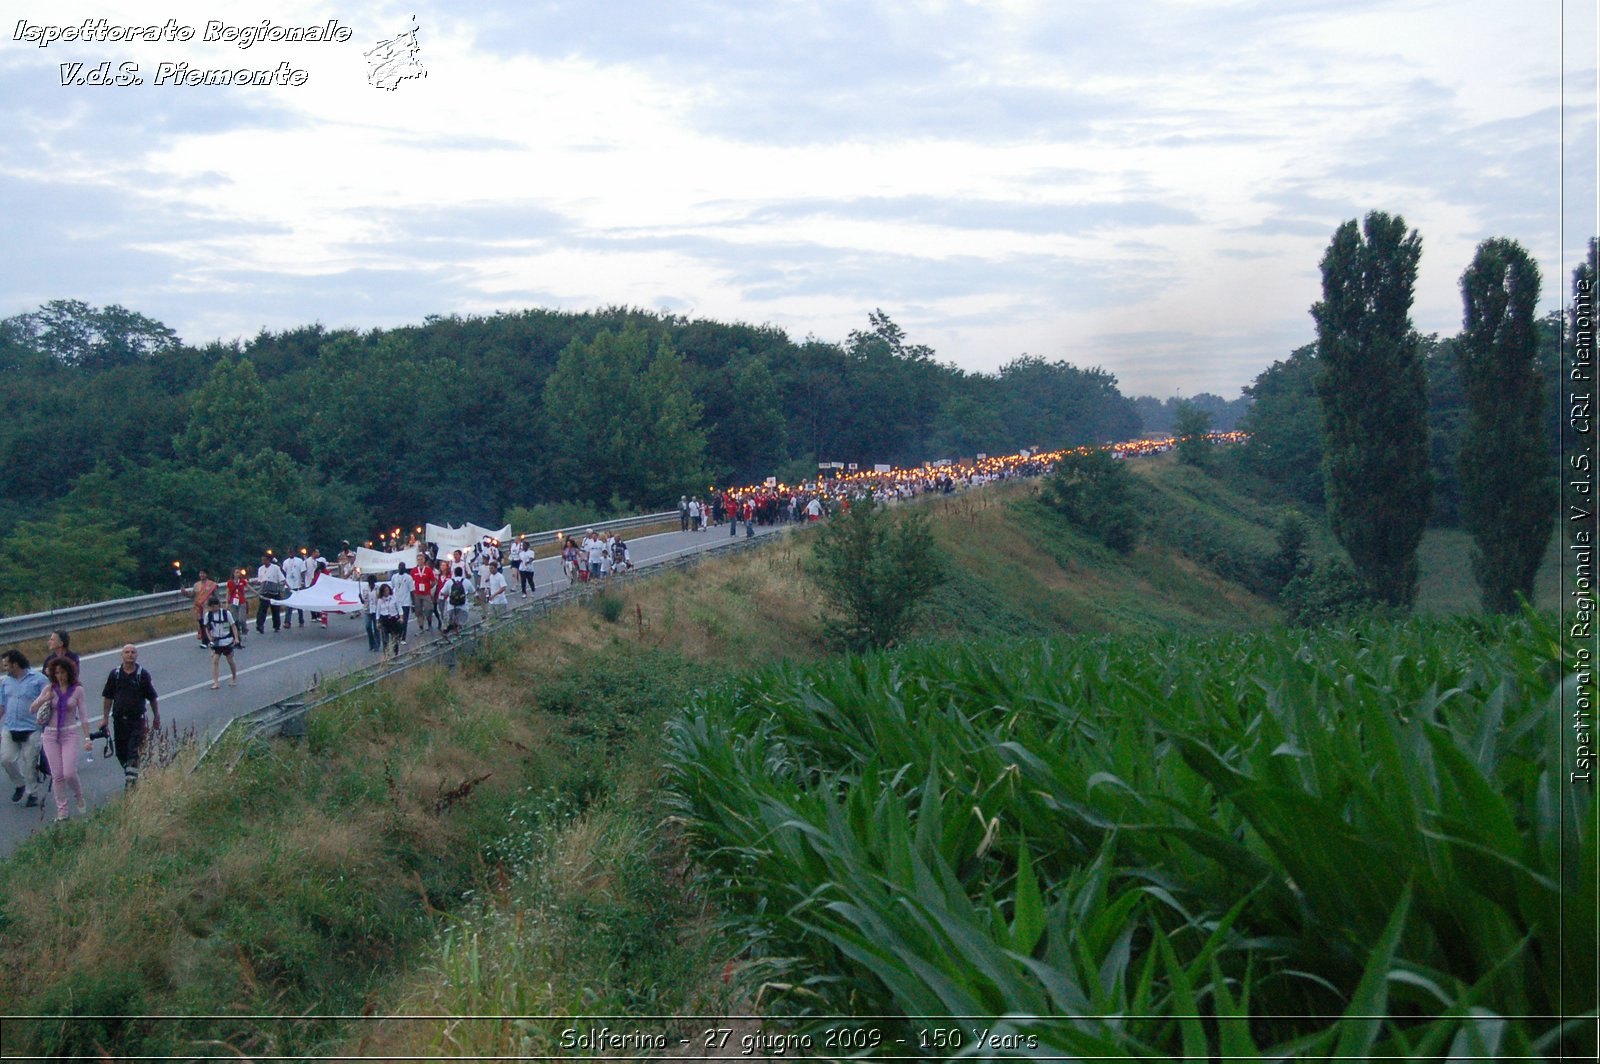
[0,589,191,645]
[191,527,786,771]
[0,510,681,644]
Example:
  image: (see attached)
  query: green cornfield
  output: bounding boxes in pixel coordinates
[667,613,1595,1060]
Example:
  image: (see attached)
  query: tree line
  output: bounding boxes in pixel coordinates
[0,303,1142,608]
[1238,220,1593,613]
[4,219,1585,616]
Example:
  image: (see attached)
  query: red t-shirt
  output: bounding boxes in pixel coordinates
[412,565,438,598]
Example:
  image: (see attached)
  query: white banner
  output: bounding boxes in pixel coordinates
[354,546,422,575]
[278,576,367,614]
[426,522,511,552]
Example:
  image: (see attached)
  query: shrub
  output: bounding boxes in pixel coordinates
[1280,557,1378,626]
[810,495,946,651]
[1266,508,1311,592]
[1039,450,1139,552]
[596,593,626,624]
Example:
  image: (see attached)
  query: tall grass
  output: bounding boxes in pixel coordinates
[668,611,1595,1058]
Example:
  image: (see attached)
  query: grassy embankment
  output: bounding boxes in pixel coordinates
[0,458,1558,1058]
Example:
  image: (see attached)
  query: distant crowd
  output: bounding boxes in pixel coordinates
[168,431,1243,667]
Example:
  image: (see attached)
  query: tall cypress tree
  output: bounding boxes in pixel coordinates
[1457,238,1553,612]
[1310,211,1431,608]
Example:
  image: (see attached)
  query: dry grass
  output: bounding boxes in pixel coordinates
[14,605,198,661]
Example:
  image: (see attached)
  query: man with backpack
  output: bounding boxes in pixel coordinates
[441,566,474,643]
[203,593,240,689]
[100,645,160,790]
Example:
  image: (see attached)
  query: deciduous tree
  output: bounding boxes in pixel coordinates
[1173,401,1213,467]
[1239,345,1324,508]
[542,325,708,508]
[0,510,139,611]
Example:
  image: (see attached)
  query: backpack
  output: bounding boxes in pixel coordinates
[206,609,235,646]
[448,578,467,607]
[106,665,152,716]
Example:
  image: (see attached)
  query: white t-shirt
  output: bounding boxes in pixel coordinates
[283,555,308,589]
[390,571,415,609]
[484,571,508,604]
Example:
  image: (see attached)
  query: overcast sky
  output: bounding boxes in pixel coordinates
[2,1,1594,397]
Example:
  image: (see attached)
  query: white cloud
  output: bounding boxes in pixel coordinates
[0,0,1591,396]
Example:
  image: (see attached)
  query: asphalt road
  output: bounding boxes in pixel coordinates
[0,519,790,857]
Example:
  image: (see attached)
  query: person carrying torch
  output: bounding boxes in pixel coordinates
[180,567,219,648]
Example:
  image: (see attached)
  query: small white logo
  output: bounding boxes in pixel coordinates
[365,15,425,91]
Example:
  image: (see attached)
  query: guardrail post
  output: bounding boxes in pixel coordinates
[276,703,308,739]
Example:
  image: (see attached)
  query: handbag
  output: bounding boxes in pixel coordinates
[261,579,287,600]
[34,700,52,727]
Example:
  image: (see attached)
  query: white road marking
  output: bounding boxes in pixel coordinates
[158,632,370,699]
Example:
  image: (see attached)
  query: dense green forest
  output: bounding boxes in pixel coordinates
[0,293,1567,609]
[0,302,1145,602]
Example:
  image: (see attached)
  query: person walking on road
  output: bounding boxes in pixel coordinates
[482,562,509,614]
[518,544,538,595]
[374,584,404,660]
[204,594,240,689]
[309,559,331,628]
[1,650,48,808]
[225,569,250,648]
[283,550,308,627]
[100,645,160,791]
[561,537,580,586]
[360,575,382,651]
[30,656,92,821]
[441,566,474,643]
[181,570,219,647]
[255,554,287,633]
[42,630,80,679]
[411,556,439,632]
[391,562,415,645]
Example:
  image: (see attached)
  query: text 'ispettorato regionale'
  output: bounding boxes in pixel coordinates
[14,18,352,87]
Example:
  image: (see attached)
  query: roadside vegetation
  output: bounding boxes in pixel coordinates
[669,612,1592,1058]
